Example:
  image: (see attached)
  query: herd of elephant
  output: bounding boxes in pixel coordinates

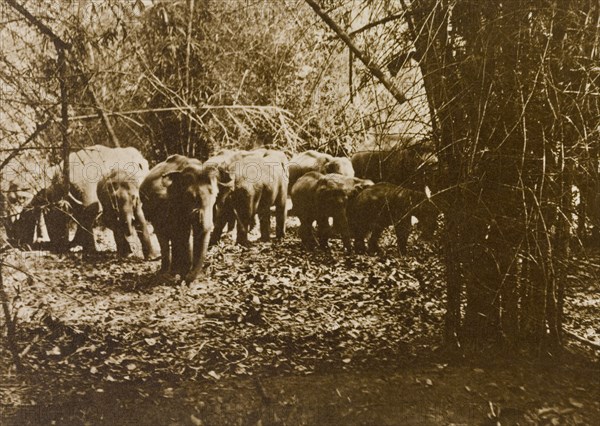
[1,144,439,283]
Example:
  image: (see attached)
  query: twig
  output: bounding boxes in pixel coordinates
[0,262,23,372]
[254,376,273,404]
[0,118,53,172]
[564,328,600,351]
[304,0,408,105]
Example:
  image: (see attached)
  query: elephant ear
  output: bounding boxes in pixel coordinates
[162,171,181,188]
[162,170,194,193]
[354,178,374,192]
[349,178,374,198]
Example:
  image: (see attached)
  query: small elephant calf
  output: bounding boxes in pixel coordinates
[348,182,438,254]
[291,172,373,251]
[97,169,156,259]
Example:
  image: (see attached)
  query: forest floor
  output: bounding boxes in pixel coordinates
[1,218,599,425]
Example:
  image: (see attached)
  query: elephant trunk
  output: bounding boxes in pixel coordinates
[123,212,135,238]
[186,208,213,283]
[114,189,135,238]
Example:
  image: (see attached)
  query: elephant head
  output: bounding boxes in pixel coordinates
[323,157,355,177]
[163,163,220,283]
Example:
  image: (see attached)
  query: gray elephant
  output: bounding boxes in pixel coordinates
[351,147,438,190]
[140,155,226,282]
[11,145,149,253]
[291,172,373,251]
[288,150,354,191]
[348,182,438,254]
[97,169,157,258]
[209,149,289,246]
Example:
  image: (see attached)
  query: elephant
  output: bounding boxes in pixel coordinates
[348,182,438,254]
[211,150,287,246]
[97,169,157,258]
[140,155,224,282]
[288,150,354,191]
[10,145,150,253]
[209,149,289,246]
[351,147,438,190]
[204,148,275,241]
[289,171,325,248]
[290,172,373,251]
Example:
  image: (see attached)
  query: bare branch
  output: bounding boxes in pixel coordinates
[304,0,408,105]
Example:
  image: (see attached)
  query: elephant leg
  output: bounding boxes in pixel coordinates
[171,225,192,277]
[210,206,229,246]
[298,217,317,248]
[275,197,286,239]
[354,237,367,253]
[236,219,250,246]
[47,209,70,253]
[353,225,367,253]
[350,216,367,253]
[75,203,100,253]
[334,212,353,252]
[317,214,331,249]
[154,222,171,273]
[393,220,410,256]
[234,202,253,247]
[368,225,385,254]
[10,208,37,248]
[258,202,271,242]
[226,210,236,233]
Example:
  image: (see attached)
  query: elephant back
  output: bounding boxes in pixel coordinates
[351,148,437,190]
[55,145,149,208]
[288,150,333,190]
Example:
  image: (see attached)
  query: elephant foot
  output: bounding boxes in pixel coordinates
[354,242,367,253]
[236,239,251,248]
[145,252,161,261]
[183,271,204,285]
[368,246,381,256]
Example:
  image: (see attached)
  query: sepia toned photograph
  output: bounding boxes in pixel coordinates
[1,0,599,424]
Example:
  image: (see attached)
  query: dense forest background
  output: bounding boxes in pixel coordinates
[1,0,599,364]
[1,1,599,423]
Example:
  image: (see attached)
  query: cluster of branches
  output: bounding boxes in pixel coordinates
[402,0,599,351]
[1,0,432,175]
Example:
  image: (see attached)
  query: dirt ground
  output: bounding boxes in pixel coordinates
[1,218,599,425]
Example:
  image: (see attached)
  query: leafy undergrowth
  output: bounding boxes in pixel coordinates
[565,249,600,347]
[2,219,445,383]
[1,219,599,425]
